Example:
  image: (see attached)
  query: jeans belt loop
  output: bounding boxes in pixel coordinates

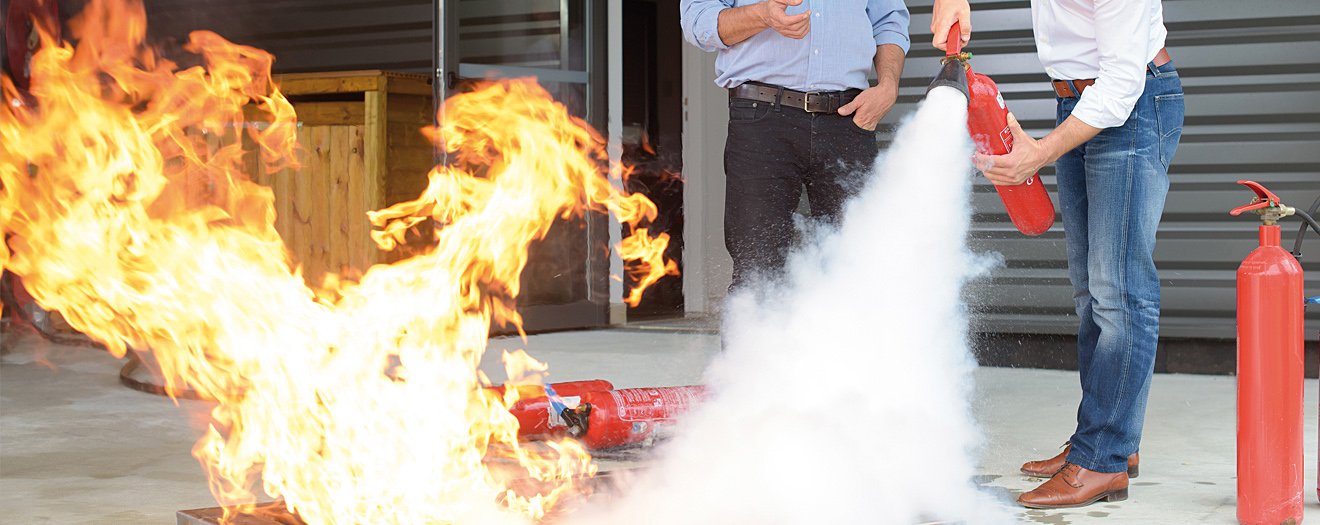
[773,86,784,111]
[1067,80,1081,98]
[1147,60,1160,77]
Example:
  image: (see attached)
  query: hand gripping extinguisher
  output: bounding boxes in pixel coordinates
[560,386,706,450]
[928,22,1056,236]
[1229,180,1320,525]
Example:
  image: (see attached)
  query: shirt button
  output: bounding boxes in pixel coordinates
[814,49,820,54]
[815,12,821,17]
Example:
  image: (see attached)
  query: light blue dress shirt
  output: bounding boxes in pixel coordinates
[680,0,910,92]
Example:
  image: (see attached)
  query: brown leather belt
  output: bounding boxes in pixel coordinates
[1051,47,1172,98]
[729,82,861,113]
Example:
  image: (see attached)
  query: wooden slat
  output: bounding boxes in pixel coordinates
[292,101,367,126]
[346,125,371,273]
[364,87,389,261]
[288,126,313,278]
[306,125,333,286]
[327,125,352,278]
[276,74,383,96]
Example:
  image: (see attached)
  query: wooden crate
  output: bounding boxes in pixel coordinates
[254,70,436,285]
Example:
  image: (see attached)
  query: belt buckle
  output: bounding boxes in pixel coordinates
[801,91,819,112]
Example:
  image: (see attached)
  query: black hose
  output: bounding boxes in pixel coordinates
[118,354,211,401]
[1293,194,1320,258]
[2,272,206,400]
[1294,209,1320,251]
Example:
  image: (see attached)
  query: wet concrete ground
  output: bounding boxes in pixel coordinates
[3,328,1318,524]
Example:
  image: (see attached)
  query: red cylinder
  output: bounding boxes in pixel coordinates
[966,69,1056,236]
[570,386,706,450]
[5,0,61,90]
[490,380,614,440]
[1237,225,1304,525]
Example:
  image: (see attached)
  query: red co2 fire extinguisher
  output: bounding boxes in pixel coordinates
[1,0,61,329]
[1230,180,1320,525]
[560,386,707,450]
[928,22,1056,236]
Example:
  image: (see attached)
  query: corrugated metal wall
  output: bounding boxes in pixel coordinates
[884,0,1320,339]
[140,0,434,73]
[140,0,580,74]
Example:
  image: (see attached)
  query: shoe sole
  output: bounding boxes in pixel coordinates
[1020,465,1139,479]
[1018,488,1128,509]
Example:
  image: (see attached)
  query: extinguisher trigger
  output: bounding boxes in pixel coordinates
[1230,180,1295,223]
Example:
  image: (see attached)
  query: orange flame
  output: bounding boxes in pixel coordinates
[0,0,674,523]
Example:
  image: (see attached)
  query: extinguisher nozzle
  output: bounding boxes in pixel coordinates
[560,404,591,437]
[927,61,969,101]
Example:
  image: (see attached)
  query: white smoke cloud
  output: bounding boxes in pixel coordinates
[573,87,1012,525]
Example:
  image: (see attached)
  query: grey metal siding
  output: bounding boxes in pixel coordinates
[141,0,435,73]
[886,0,1320,339]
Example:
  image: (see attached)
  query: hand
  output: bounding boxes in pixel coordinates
[931,0,971,52]
[974,113,1048,185]
[758,0,811,39]
[837,83,897,131]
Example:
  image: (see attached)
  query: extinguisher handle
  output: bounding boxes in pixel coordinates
[946,21,963,58]
[1230,180,1286,216]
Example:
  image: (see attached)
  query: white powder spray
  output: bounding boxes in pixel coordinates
[573,87,1011,524]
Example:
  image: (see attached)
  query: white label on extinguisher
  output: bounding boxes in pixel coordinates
[999,126,1013,151]
[545,395,580,429]
[996,92,1006,109]
[610,387,702,422]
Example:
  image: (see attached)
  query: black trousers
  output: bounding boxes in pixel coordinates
[724,97,879,291]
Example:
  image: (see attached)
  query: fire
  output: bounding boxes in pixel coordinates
[0,0,674,523]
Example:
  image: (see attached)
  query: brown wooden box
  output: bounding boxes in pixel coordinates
[255,70,435,285]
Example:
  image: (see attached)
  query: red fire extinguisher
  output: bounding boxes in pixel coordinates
[487,380,614,440]
[1230,180,1306,525]
[5,0,60,91]
[928,22,1056,236]
[560,386,706,450]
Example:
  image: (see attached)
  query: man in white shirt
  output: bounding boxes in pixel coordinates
[933,0,1185,509]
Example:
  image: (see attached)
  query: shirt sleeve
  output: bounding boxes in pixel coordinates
[866,0,911,54]
[680,0,735,52]
[1070,0,1154,129]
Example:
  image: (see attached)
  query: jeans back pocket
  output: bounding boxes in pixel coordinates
[1154,93,1184,169]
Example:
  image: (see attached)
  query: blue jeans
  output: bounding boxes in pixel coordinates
[1058,61,1184,473]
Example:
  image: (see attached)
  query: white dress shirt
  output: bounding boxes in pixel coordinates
[1031,0,1169,129]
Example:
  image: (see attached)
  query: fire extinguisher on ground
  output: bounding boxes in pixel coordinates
[1230,180,1320,525]
[927,22,1056,236]
[560,386,707,450]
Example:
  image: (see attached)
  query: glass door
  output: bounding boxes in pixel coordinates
[435,0,609,332]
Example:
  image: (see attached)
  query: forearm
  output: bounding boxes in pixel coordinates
[873,44,905,88]
[717,3,771,47]
[1038,116,1102,166]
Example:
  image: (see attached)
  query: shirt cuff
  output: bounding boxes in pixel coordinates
[874,29,910,54]
[1070,90,1137,130]
[690,5,731,52]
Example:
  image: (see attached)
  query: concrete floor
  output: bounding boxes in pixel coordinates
[3,328,1319,524]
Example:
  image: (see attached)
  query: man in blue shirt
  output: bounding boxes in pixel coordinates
[680,0,909,290]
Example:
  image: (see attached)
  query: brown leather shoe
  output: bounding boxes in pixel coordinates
[1020,443,1139,478]
[1018,463,1129,509]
